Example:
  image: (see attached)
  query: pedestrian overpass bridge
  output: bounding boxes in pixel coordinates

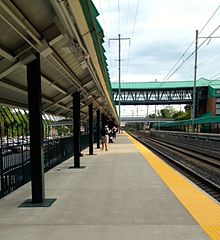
[111,78,220,106]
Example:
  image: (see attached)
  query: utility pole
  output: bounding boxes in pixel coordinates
[154,79,157,129]
[192,30,198,133]
[109,34,130,132]
[191,32,220,132]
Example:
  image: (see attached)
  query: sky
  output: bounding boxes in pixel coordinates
[92,0,220,117]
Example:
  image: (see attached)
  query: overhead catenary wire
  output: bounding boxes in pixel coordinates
[94,1,120,85]
[162,40,195,81]
[96,1,115,80]
[162,4,220,83]
[198,49,220,66]
[125,0,140,78]
[93,1,220,119]
[118,0,120,34]
[210,72,220,79]
[131,0,140,37]
[199,58,220,68]
[162,23,220,83]
[199,4,220,34]
[96,1,220,89]
[126,0,130,35]
[98,0,108,38]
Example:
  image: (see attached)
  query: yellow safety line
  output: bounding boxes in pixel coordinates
[126,133,220,240]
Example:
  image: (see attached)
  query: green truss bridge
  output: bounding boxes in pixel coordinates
[111,78,220,106]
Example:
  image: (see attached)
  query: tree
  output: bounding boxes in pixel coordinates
[184,104,191,113]
[152,106,191,120]
[160,107,176,118]
[174,111,190,120]
[148,113,156,118]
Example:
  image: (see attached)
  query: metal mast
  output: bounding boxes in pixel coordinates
[109,34,130,131]
[192,30,198,132]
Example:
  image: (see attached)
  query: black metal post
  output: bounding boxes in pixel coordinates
[89,103,93,155]
[192,30,198,133]
[209,123,211,133]
[73,91,80,167]
[101,113,105,129]
[96,109,100,149]
[27,53,45,203]
[0,124,4,197]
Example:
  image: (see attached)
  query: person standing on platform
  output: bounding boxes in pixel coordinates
[101,125,109,151]
[109,128,114,143]
[112,126,117,139]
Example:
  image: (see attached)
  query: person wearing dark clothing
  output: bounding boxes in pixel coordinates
[109,129,114,143]
[112,126,117,139]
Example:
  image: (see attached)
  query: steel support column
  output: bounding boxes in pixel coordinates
[89,103,93,155]
[19,53,56,207]
[96,109,100,149]
[101,113,105,129]
[73,91,80,167]
[27,53,45,203]
[0,131,3,197]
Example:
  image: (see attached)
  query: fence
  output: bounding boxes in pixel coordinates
[153,116,220,134]
[0,106,92,198]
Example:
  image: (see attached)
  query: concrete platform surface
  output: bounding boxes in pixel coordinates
[0,134,209,240]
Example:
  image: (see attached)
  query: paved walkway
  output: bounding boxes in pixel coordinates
[0,134,209,239]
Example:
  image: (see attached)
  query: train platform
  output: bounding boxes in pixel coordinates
[0,133,219,240]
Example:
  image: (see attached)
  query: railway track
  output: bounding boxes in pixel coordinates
[129,131,220,202]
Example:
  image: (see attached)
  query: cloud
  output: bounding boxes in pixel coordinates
[93,0,220,83]
[92,0,220,116]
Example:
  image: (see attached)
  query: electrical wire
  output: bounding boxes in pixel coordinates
[199,4,220,34]
[162,4,220,83]
[98,0,108,38]
[118,0,120,34]
[125,0,140,79]
[162,40,195,81]
[198,50,220,66]
[131,0,140,37]
[210,71,220,79]
[162,23,220,84]
[199,58,220,68]
[198,24,220,48]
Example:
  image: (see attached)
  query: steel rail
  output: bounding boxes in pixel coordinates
[129,131,220,202]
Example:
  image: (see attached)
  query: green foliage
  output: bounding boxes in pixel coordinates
[160,107,176,118]
[56,126,71,137]
[184,104,191,113]
[148,113,156,118]
[0,106,29,137]
[173,104,191,120]
[149,106,191,120]
[174,111,190,120]
[0,106,73,139]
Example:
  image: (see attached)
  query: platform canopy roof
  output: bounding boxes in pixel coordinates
[111,78,220,90]
[0,0,117,122]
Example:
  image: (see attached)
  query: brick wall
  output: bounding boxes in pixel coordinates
[206,97,216,116]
